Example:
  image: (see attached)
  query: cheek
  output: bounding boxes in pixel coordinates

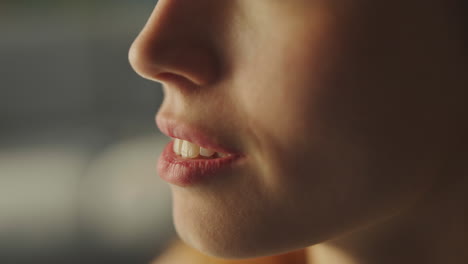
[235,10,441,222]
[238,23,344,169]
[237,20,338,150]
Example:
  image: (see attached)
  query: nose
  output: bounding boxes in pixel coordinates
[129,0,220,87]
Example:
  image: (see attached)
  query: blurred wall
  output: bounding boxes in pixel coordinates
[0,1,175,263]
[1,1,161,143]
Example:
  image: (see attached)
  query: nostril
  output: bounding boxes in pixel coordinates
[157,72,186,82]
[156,72,200,91]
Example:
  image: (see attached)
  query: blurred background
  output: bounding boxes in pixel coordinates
[0,1,176,263]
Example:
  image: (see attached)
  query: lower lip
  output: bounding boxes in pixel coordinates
[157,141,244,187]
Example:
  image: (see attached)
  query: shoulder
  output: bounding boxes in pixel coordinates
[152,239,307,264]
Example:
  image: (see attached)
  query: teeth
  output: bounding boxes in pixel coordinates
[173,139,229,159]
[200,147,215,157]
[217,152,228,158]
[180,140,199,158]
[173,139,181,155]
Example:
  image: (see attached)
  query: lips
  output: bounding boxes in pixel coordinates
[156,117,240,154]
[156,116,244,187]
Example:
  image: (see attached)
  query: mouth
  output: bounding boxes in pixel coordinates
[156,116,244,187]
[172,138,231,159]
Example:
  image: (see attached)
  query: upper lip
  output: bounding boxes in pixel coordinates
[156,115,240,155]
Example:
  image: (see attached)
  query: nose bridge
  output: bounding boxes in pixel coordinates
[129,0,221,86]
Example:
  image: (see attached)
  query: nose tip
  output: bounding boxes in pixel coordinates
[129,39,219,86]
[128,0,220,86]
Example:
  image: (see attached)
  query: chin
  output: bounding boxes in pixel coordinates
[168,176,283,259]
[173,208,261,259]
[172,201,324,260]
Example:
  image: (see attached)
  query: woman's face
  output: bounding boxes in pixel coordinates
[129,0,465,259]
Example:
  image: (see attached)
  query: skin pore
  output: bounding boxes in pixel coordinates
[129,0,468,263]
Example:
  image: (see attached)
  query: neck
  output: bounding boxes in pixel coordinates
[307,167,468,264]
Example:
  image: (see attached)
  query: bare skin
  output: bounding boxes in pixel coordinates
[153,239,307,264]
[153,172,468,264]
[129,0,468,263]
